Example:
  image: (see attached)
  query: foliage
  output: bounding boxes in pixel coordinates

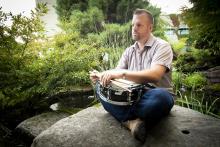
[171,38,187,54]
[181,0,220,58]
[174,48,217,72]
[87,23,132,70]
[0,4,48,109]
[169,14,180,39]
[88,0,150,23]
[176,91,220,118]
[172,71,207,92]
[56,0,164,27]
[31,33,103,96]
[146,4,166,39]
[172,71,219,118]
[183,72,207,89]
[114,0,150,23]
[0,5,103,111]
[0,4,46,71]
[55,0,88,21]
[89,23,132,48]
[60,7,104,36]
[172,70,185,93]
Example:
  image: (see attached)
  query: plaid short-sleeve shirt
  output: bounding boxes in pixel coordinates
[116,34,173,90]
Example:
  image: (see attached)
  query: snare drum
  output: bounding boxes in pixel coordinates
[96,79,146,106]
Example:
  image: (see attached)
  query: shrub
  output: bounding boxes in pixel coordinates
[35,33,104,96]
[87,23,132,70]
[0,4,47,109]
[171,38,187,54]
[60,7,104,36]
[55,0,88,21]
[174,48,217,72]
[172,70,186,92]
[183,72,207,90]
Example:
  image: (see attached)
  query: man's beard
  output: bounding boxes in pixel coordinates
[132,34,139,41]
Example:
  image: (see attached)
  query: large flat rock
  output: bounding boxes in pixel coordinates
[15,112,70,145]
[32,105,220,147]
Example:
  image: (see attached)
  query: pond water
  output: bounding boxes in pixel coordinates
[50,94,96,113]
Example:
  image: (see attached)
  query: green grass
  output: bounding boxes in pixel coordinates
[176,89,220,118]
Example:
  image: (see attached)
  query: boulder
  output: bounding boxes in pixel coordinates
[204,66,220,83]
[15,112,70,145]
[32,105,220,147]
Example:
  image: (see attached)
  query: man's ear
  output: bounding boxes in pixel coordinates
[150,24,153,31]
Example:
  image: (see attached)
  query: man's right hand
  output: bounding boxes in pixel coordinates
[89,70,100,84]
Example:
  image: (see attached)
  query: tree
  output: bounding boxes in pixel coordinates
[0,3,47,108]
[89,0,151,23]
[60,7,104,36]
[55,0,88,21]
[56,0,151,23]
[169,14,180,39]
[56,0,165,38]
[181,0,220,57]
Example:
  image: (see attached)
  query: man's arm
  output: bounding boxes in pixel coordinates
[99,64,166,86]
[122,64,167,83]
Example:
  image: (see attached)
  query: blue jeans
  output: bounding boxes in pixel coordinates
[96,84,174,123]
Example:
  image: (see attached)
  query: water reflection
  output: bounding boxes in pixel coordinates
[50,94,96,113]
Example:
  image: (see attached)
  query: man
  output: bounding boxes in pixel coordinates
[90,9,174,143]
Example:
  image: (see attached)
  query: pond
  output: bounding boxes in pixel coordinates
[0,88,96,147]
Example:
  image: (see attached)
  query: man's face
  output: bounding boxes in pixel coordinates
[132,14,152,41]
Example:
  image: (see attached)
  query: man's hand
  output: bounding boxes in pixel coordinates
[99,70,123,87]
[89,70,100,84]
[89,70,124,86]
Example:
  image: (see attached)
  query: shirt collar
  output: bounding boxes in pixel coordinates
[133,34,154,50]
[144,33,154,47]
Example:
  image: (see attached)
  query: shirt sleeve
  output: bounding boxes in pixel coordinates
[151,43,173,71]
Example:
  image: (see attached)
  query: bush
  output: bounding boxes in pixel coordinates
[183,72,207,90]
[174,47,218,72]
[34,33,104,96]
[0,9,103,110]
[172,70,185,92]
[55,0,88,21]
[171,38,187,54]
[0,4,47,109]
[60,7,104,36]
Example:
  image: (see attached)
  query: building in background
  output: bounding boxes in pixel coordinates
[1,0,61,36]
[160,14,189,42]
[36,0,61,36]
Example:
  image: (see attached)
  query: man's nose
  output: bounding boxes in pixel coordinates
[132,25,137,31]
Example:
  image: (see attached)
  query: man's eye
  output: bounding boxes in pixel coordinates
[132,24,142,28]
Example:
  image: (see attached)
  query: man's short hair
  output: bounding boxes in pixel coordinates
[133,9,154,25]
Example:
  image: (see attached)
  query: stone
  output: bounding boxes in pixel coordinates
[32,105,220,147]
[15,112,70,145]
[203,66,220,83]
[0,123,12,147]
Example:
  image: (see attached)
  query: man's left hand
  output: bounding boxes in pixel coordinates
[100,70,123,87]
